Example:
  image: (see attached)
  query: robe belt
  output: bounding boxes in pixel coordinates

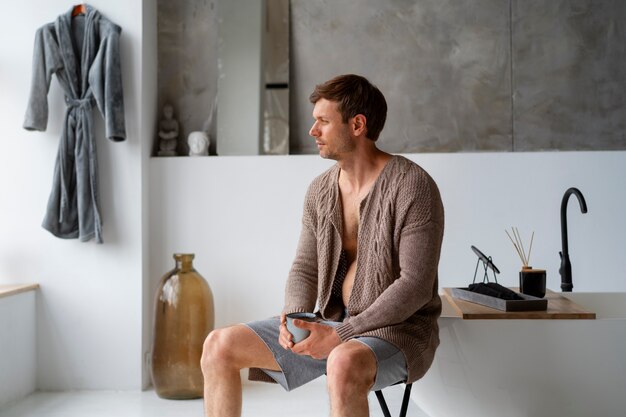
[65,96,95,109]
[58,95,95,223]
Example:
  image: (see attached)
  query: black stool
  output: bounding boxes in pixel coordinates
[375,382,413,417]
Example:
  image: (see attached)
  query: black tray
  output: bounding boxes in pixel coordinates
[450,287,548,312]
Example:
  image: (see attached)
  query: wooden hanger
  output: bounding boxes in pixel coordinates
[72,4,86,17]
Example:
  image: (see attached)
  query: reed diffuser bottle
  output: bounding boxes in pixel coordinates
[507,227,546,298]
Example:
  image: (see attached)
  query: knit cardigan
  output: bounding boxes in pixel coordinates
[251,155,444,384]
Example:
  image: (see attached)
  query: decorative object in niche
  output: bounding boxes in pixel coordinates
[151,253,214,399]
[187,95,215,157]
[157,103,179,156]
[188,131,210,156]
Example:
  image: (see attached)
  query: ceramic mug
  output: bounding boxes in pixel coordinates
[286,312,316,343]
[519,268,547,298]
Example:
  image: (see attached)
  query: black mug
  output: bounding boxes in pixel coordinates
[519,268,546,298]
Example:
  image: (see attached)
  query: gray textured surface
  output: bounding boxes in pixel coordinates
[290,0,512,154]
[512,0,626,151]
[157,0,626,154]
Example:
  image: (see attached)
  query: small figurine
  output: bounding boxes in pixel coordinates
[188,131,210,156]
[157,103,179,156]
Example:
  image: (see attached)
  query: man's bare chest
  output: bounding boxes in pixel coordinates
[340,193,361,255]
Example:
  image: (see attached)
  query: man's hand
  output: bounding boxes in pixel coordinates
[289,320,341,359]
[279,313,295,349]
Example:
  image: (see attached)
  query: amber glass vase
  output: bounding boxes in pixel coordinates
[151,253,214,399]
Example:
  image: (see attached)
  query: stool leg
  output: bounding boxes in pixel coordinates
[399,383,413,417]
[375,390,392,417]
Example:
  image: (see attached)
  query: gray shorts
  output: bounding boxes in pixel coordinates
[245,317,407,392]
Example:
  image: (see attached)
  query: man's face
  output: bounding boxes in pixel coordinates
[309,99,355,160]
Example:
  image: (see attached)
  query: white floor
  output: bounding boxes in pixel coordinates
[0,380,429,417]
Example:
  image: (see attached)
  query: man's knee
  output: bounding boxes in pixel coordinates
[326,342,377,392]
[201,327,238,373]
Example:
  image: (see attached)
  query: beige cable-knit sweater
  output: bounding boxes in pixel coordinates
[252,155,444,384]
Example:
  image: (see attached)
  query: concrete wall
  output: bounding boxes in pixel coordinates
[291,0,512,154]
[291,0,626,153]
[512,0,626,151]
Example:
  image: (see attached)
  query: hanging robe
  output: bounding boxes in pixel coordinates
[23,5,126,244]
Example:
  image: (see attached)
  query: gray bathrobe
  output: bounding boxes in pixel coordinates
[23,5,125,243]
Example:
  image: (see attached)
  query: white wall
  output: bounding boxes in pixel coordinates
[0,0,148,390]
[149,151,626,331]
[0,291,37,408]
[141,0,159,391]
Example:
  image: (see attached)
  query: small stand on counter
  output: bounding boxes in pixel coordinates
[471,245,500,284]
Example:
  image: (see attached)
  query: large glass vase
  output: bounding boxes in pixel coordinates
[151,253,214,399]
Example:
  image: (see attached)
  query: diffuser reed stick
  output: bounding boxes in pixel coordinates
[527,231,535,267]
[506,227,534,268]
[513,227,528,266]
[505,229,525,264]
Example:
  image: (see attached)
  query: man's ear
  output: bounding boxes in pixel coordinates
[351,114,367,137]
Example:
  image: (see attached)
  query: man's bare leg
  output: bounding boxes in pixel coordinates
[326,341,378,417]
[201,324,281,417]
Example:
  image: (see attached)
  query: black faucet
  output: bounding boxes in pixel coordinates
[559,187,588,292]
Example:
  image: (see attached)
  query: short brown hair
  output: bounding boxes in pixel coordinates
[309,74,387,141]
